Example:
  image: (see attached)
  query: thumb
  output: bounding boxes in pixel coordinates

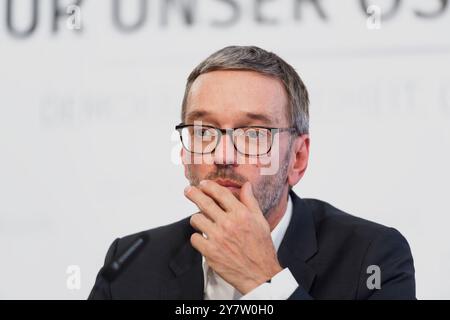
[240,182,261,213]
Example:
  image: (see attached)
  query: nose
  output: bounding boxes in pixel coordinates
[213,130,237,166]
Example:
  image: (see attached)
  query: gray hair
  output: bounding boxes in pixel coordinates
[181,45,309,135]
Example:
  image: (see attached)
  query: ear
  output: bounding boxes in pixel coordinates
[287,134,310,187]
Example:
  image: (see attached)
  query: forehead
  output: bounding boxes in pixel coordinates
[185,70,288,126]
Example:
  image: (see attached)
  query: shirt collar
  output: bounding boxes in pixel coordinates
[271,193,293,252]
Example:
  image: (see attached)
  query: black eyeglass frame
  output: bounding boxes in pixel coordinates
[175,123,297,156]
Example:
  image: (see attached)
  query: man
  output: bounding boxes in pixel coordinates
[89,46,415,300]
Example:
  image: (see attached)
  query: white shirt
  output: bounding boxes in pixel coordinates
[202,195,299,300]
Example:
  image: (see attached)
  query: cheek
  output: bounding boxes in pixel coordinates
[181,149,217,166]
[270,135,290,162]
[233,164,261,182]
[253,151,281,169]
[252,139,287,176]
[235,152,278,169]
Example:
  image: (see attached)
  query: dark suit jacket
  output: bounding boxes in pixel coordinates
[89,191,416,299]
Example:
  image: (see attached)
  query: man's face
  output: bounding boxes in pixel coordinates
[181,70,294,216]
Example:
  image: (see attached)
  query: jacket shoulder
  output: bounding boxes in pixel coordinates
[113,216,193,256]
[303,198,394,240]
[300,198,415,299]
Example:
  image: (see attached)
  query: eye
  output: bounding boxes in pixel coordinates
[245,128,267,139]
[194,127,213,138]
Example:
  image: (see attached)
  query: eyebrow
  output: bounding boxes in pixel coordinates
[185,110,210,122]
[185,110,274,125]
[243,112,273,124]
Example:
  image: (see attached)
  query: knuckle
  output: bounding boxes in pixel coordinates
[221,219,233,232]
[203,198,216,211]
[236,210,249,223]
[190,232,203,246]
[241,208,251,218]
[214,232,224,244]
[190,214,199,226]
[220,219,238,239]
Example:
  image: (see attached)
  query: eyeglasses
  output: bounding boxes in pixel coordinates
[175,123,296,156]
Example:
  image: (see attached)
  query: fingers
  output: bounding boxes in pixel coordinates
[239,182,261,214]
[184,185,223,222]
[190,213,215,237]
[190,232,209,255]
[197,180,242,212]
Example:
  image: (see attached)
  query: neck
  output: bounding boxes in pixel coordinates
[266,187,290,232]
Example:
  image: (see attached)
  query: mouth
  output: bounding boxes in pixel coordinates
[214,179,242,192]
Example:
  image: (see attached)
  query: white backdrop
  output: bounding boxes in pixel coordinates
[0,0,449,299]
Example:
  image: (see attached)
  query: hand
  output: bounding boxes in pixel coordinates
[184,180,283,294]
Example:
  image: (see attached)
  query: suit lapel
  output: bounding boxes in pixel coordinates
[277,191,318,293]
[161,231,204,299]
[162,190,317,299]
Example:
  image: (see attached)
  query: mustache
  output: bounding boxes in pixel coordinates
[204,167,248,185]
